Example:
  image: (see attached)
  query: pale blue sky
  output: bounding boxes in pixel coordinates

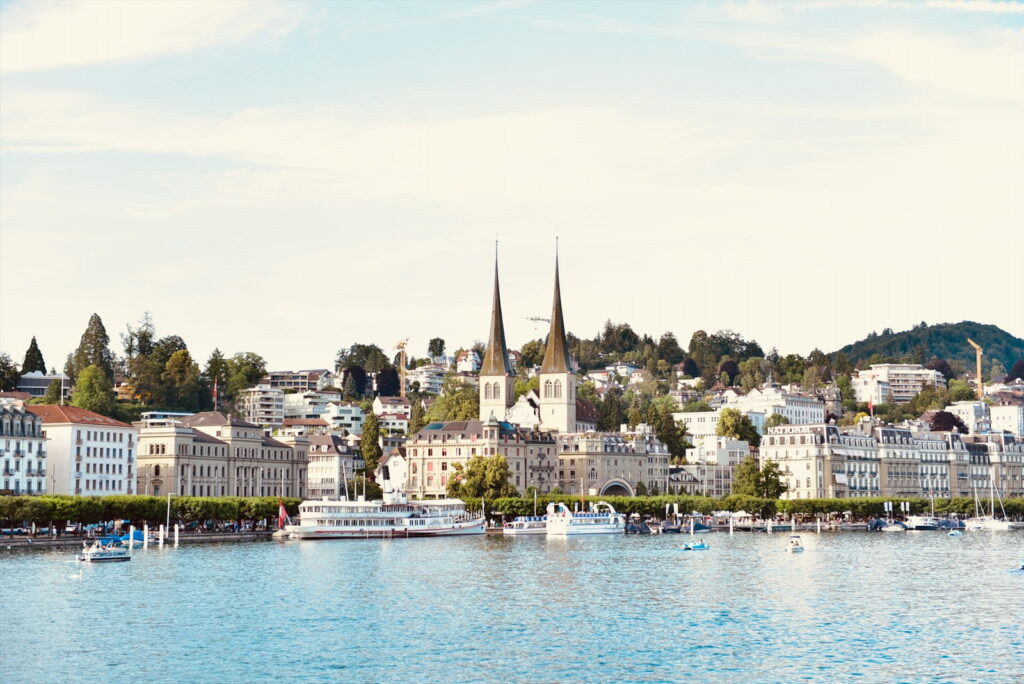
[2,0,1022,371]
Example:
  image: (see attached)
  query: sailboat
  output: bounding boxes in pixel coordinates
[964,484,1014,531]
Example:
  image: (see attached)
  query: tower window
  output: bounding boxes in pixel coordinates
[554,380,562,399]
[485,384,493,400]
[544,380,553,398]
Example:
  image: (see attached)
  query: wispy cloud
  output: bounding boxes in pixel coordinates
[0,0,300,74]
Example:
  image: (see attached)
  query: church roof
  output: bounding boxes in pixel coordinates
[480,255,514,377]
[540,254,572,374]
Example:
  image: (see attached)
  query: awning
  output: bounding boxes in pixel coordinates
[834,473,848,485]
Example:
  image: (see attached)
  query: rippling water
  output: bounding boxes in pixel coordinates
[3,531,1022,683]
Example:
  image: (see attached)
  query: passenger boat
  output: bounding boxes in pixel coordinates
[287,492,485,539]
[906,516,940,531]
[78,539,130,563]
[502,516,547,535]
[545,501,626,536]
[785,535,804,553]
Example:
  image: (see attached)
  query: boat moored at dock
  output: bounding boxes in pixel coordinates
[503,516,547,535]
[545,501,626,536]
[287,493,485,539]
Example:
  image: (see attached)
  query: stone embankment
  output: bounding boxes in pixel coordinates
[1,531,273,550]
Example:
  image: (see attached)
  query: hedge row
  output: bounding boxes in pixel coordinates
[0,495,302,527]
[463,494,1024,521]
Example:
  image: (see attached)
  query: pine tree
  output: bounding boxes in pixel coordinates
[408,400,427,435]
[21,337,46,374]
[71,364,116,416]
[361,412,383,476]
[65,313,114,385]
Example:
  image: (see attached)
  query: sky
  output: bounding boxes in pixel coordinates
[2,0,1022,373]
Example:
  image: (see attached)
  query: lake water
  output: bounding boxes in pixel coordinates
[2,531,1023,683]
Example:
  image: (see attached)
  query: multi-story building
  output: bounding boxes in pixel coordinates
[722,385,826,425]
[27,405,136,496]
[306,434,364,499]
[373,396,412,418]
[135,412,307,498]
[554,427,670,496]
[1,400,48,495]
[677,436,751,498]
[378,413,409,435]
[237,384,284,428]
[945,401,990,434]
[672,408,766,439]
[260,369,336,392]
[406,364,447,395]
[852,364,944,404]
[760,420,1022,500]
[455,350,481,373]
[283,390,342,420]
[404,415,557,498]
[990,404,1024,438]
[16,370,71,401]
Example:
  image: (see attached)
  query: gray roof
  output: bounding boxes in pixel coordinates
[539,255,571,374]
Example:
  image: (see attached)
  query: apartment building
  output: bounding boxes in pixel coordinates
[852,364,944,404]
[237,384,285,428]
[260,369,336,392]
[28,405,137,496]
[1,400,48,495]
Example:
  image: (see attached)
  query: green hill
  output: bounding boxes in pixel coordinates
[836,321,1024,370]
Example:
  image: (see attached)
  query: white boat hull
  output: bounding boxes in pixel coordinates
[288,518,486,539]
[965,518,1013,532]
[503,526,547,535]
[547,524,624,536]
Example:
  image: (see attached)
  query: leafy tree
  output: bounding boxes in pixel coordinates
[41,378,63,404]
[716,407,761,447]
[342,374,358,400]
[990,358,1007,383]
[519,339,545,368]
[738,357,766,391]
[225,352,267,398]
[361,413,382,475]
[425,377,479,422]
[926,357,956,382]
[1008,359,1024,382]
[428,338,446,359]
[596,386,626,431]
[21,337,46,374]
[0,352,20,391]
[948,380,976,402]
[447,454,516,499]
[346,476,383,500]
[930,411,968,433]
[719,360,739,385]
[681,400,712,412]
[162,349,204,410]
[764,413,790,429]
[65,313,115,385]
[342,366,368,397]
[634,480,648,496]
[71,364,116,415]
[336,343,390,373]
[206,348,229,406]
[681,358,699,378]
[656,332,685,365]
[732,457,788,498]
[376,366,400,397]
[408,401,427,435]
[514,375,540,399]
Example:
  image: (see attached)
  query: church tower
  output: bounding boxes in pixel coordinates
[478,252,515,422]
[538,251,576,434]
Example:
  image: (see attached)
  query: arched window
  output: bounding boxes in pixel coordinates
[544,380,553,398]
[154,465,161,476]
[554,380,562,399]
[484,383,493,400]
[493,383,500,399]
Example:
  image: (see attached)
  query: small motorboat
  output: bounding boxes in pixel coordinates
[880,522,907,533]
[682,540,710,551]
[785,535,804,553]
[947,530,963,537]
[78,539,130,563]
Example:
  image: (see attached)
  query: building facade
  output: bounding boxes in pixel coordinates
[27,405,136,496]
[1,401,48,495]
[306,434,364,499]
[554,428,670,496]
[260,369,336,392]
[135,412,307,498]
[404,416,556,498]
[237,385,285,428]
[852,364,944,404]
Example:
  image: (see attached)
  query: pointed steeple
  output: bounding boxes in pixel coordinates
[540,246,571,374]
[480,247,513,376]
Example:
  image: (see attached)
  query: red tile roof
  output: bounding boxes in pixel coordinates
[26,404,131,427]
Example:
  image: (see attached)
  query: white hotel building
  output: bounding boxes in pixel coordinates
[1,400,48,495]
[28,405,137,496]
[852,364,944,404]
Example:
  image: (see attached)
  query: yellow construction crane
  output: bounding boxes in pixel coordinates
[395,338,409,398]
[967,338,983,399]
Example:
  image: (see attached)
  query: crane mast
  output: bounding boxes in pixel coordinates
[967,338,983,399]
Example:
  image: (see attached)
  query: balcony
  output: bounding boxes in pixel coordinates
[13,450,23,458]
[2,469,11,477]
[37,468,46,477]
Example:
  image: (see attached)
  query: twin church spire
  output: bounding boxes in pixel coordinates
[480,243,575,433]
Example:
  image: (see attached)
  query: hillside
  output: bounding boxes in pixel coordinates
[836,321,1024,370]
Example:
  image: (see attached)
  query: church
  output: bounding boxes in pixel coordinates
[478,253,586,433]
